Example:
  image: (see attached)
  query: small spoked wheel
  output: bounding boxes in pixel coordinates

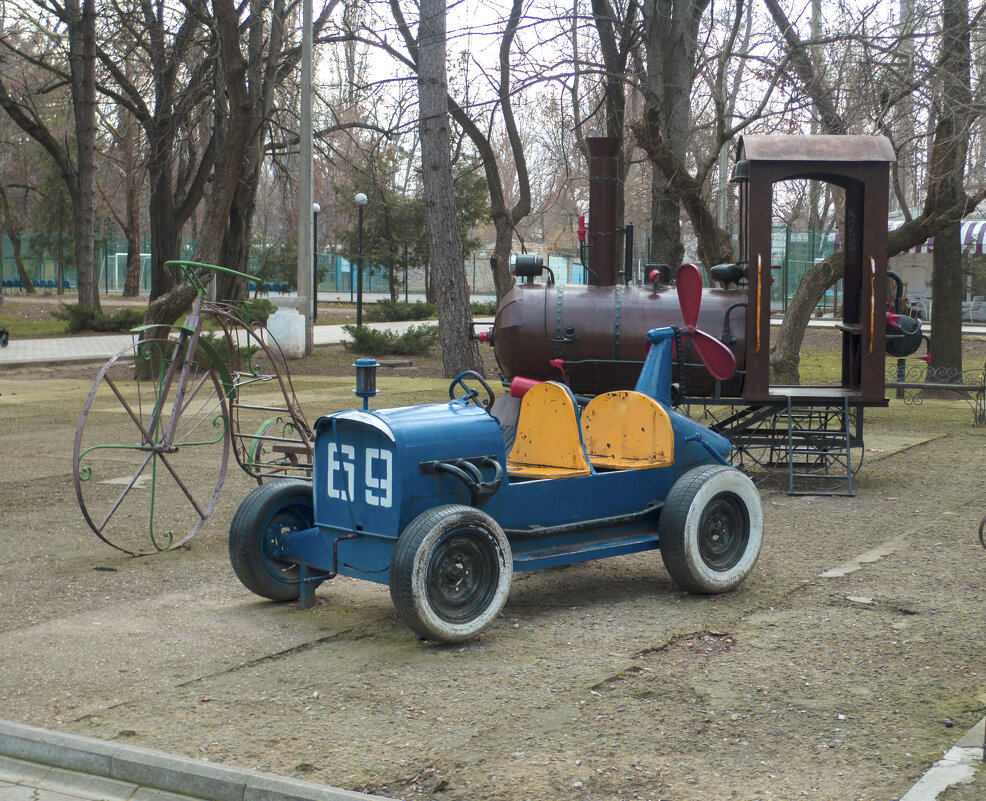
[448,370,496,410]
[659,465,763,594]
[228,479,314,601]
[390,505,512,642]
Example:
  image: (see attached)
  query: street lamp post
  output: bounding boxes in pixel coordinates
[355,192,368,327]
[312,203,320,322]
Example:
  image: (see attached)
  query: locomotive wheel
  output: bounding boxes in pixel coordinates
[659,465,763,594]
[228,479,313,601]
[390,505,512,643]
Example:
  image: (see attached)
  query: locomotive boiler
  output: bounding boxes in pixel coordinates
[490,270,747,398]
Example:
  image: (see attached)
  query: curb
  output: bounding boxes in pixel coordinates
[0,720,392,801]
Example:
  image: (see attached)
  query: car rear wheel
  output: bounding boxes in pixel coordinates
[390,505,512,643]
[659,465,763,594]
[229,479,313,601]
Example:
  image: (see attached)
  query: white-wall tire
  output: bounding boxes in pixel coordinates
[389,505,512,643]
[659,465,763,593]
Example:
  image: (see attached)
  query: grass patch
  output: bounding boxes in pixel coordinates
[0,313,68,337]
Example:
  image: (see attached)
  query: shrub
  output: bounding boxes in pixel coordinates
[364,299,436,322]
[470,299,498,316]
[237,297,277,325]
[52,303,145,333]
[342,323,439,356]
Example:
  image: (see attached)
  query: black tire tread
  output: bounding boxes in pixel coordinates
[660,465,739,594]
[229,478,312,602]
[389,504,509,642]
[389,505,470,638]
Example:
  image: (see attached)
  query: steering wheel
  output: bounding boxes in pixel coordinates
[449,370,496,410]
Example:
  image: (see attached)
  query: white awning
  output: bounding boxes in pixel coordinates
[896,220,986,254]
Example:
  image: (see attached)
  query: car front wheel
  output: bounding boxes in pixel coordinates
[389,505,513,643]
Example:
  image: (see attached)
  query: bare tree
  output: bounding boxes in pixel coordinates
[0,182,35,293]
[0,0,100,309]
[384,0,531,301]
[925,0,974,380]
[764,0,985,384]
[409,0,482,376]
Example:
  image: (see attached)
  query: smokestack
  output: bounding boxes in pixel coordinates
[586,137,621,286]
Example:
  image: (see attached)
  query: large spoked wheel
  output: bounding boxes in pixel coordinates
[659,465,763,594]
[390,505,512,643]
[448,370,496,410]
[228,479,313,601]
[73,335,230,555]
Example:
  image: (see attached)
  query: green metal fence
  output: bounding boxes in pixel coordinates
[769,226,839,313]
[4,227,839,305]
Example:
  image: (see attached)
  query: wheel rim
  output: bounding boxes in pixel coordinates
[697,492,749,571]
[426,531,498,623]
[73,337,230,555]
[260,504,312,583]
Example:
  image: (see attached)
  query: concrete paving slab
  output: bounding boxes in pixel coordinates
[0,754,51,784]
[897,715,985,801]
[37,767,137,801]
[34,791,101,801]
[0,786,37,800]
[955,715,985,749]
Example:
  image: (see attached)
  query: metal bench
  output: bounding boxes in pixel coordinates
[886,361,986,426]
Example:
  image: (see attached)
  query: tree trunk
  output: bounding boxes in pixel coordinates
[770,252,844,383]
[121,100,142,298]
[122,130,142,297]
[67,0,100,311]
[416,0,482,377]
[926,0,971,382]
[0,184,36,294]
[650,183,684,266]
[489,217,516,301]
[929,217,963,380]
[148,152,182,301]
[642,0,709,266]
[393,0,529,304]
[215,178,257,302]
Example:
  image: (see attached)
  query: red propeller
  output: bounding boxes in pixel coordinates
[675,263,737,381]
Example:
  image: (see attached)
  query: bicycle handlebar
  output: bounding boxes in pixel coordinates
[162,260,257,297]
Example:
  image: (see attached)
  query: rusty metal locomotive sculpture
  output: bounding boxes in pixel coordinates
[477,135,924,406]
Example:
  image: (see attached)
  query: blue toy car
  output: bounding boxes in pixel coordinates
[229,327,763,643]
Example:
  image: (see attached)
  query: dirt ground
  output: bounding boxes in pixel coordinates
[1,349,985,801]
